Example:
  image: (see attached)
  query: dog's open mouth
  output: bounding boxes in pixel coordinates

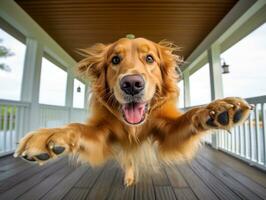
[122,102,148,125]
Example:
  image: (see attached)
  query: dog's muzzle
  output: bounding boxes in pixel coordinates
[119,74,147,125]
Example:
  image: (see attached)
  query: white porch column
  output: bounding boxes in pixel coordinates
[84,85,89,109]
[183,70,191,108]
[65,68,74,122]
[21,38,43,132]
[208,43,224,149]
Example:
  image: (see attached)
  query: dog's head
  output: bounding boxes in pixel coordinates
[77,38,182,126]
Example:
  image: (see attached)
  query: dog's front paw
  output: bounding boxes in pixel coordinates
[14,128,77,164]
[193,97,253,131]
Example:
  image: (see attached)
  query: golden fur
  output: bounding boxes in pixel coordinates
[15,38,252,186]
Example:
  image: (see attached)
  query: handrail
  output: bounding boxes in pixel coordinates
[0,99,30,107]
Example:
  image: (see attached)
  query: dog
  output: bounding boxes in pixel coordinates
[14,37,252,186]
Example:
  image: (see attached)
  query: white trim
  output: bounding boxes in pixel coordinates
[208,44,224,100]
[183,70,190,107]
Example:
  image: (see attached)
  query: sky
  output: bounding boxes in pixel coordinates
[0,23,266,107]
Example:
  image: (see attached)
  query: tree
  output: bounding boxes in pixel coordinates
[0,39,14,72]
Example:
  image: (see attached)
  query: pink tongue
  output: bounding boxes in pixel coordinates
[123,103,145,124]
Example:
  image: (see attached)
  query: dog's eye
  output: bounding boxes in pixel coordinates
[111,56,121,65]
[146,55,154,64]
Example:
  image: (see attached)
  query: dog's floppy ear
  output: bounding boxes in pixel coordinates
[76,43,109,80]
[156,40,183,94]
[156,40,183,77]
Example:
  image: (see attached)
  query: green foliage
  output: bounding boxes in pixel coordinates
[0,106,17,130]
[0,39,14,72]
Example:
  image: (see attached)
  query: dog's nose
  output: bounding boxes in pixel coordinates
[120,75,145,95]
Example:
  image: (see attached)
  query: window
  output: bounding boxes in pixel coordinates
[73,79,85,108]
[0,28,26,100]
[39,57,67,106]
[178,80,184,108]
[222,23,266,98]
[189,63,211,106]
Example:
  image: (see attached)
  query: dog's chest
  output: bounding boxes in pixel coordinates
[113,138,161,172]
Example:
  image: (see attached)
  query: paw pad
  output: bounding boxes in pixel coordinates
[52,146,65,155]
[206,117,217,127]
[217,111,229,125]
[233,110,242,123]
[36,153,50,161]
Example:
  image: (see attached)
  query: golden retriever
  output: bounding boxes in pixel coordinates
[15,37,252,186]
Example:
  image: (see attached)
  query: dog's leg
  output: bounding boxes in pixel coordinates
[14,123,110,165]
[156,97,253,158]
[124,164,135,187]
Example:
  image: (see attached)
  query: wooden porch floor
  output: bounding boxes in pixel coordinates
[0,145,266,200]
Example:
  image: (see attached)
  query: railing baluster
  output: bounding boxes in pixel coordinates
[234,127,237,154]
[226,130,229,151]
[20,106,25,139]
[262,103,266,166]
[3,105,8,153]
[239,125,243,156]
[239,126,241,155]
[243,121,247,158]
[0,105,2,153]
[249,113,253,160]
[9,106,13,151]
[255,104,260,162]
[15,106,20,149]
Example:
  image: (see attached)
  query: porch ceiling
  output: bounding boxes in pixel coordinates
[15,0,238,61]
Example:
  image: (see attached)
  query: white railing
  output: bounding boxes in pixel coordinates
[0,99,30,156]
[217,95,266,170]
[0,99,87,157]
[40,104,87,128]
[183,96,266,170]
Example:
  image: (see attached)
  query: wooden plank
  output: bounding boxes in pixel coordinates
[17,164,75,200]
[107,168,134,200]
[178,163,219,200]
[201,146,266,187]
[165,166,187,188]
[0,161,33,181]
[135,177,155,200]
[40,165,88,200]
[197,156,262,200]
[0,158,65,193]
[155,186,176,200]
[152,168,170,186]
[200,147,266,199]
[0,159,66,199]
[74,165,104,188]
[0,155,16,166]
[174,188,198,200]
[85,162,118,200]
[190,159,241,200]
[0,157,26,172]
[63,188,88,200]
